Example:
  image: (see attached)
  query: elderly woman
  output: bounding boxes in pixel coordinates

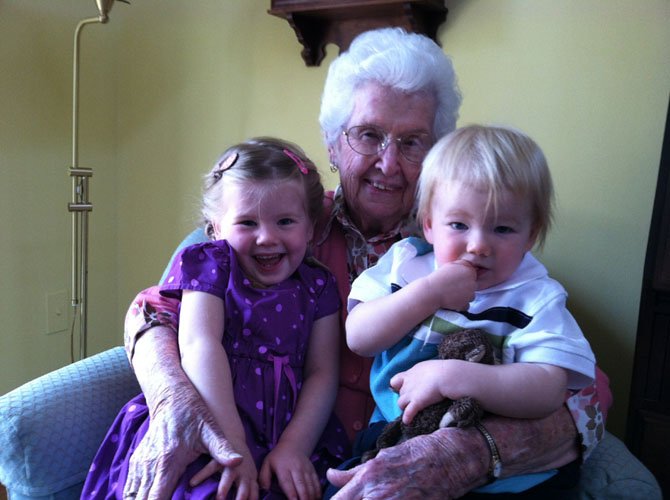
[123,28,610,499]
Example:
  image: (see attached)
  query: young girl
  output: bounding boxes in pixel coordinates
[83,138,349,499]
[345,125,595,493]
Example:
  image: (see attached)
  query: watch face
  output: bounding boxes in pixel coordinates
[492,460,503,478]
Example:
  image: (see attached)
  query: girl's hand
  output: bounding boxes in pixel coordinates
[190,448,259,500]
[259,443,321,500]
[391,359,462,425]
[427,260,477,312]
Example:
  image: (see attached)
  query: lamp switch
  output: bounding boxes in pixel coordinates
[46,290,69,334]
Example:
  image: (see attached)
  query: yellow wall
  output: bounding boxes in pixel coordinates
[1,1,121,386]
[1,0,668,439]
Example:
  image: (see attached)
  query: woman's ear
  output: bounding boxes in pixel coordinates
[328,141,342,164]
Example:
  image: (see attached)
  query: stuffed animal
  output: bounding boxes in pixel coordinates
[362,328,495,462]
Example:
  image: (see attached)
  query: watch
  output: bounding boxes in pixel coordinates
[475,422,503,482]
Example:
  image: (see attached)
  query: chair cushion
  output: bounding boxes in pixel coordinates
[0,347,140,498]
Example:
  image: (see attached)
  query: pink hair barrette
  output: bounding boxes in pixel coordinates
[283,149,309,175]
[217,152,239,172]
[212,152,239,180]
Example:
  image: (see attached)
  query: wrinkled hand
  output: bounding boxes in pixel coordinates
[427,260,477,312]
[327,427,488,500]
[390,359,457,424]
[123,386,243,499]
[259,443,321,500]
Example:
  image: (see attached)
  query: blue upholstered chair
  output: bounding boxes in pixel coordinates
[0,348,139,499]
[0,347,662,499]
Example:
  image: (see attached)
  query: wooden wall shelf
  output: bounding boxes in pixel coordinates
[268,0,448,66]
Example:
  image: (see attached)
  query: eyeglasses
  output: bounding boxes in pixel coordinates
[343,125,432,164]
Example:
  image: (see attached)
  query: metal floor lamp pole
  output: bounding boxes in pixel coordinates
[67,1,126,361]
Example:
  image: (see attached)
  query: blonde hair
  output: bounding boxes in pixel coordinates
[201,137,324,239]
[417,125,554,247]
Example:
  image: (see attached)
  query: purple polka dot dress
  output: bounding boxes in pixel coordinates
[82,240,350,499]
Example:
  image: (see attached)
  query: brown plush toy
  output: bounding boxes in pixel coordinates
[362,328,495,462]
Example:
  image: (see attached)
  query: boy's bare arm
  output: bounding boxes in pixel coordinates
[347,261,476,356]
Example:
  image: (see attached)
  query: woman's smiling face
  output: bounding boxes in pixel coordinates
[332,82,436,237]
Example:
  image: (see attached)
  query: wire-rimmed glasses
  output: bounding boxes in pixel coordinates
[343,125,432,164]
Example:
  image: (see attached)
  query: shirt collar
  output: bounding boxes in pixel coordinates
[316,185,420,245]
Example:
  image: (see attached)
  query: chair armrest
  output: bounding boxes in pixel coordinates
[573,431,662,499]
[0,347,140,498]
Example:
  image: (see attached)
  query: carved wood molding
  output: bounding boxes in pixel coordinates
[268,0,448,66]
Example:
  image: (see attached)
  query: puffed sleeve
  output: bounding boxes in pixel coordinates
[566,367,612,461]
[160,240,233,300]
[124,285,179,361]
[311,266,341,320]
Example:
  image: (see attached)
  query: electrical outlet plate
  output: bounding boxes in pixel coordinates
[46,290,69,334]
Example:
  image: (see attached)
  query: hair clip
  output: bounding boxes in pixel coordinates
[217,152,239,172]
[211,152,239,181]
[283,149,309,175]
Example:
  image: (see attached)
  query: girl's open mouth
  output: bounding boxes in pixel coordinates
[255,254,283,269]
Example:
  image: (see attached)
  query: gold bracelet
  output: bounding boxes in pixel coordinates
[475,422,502,482]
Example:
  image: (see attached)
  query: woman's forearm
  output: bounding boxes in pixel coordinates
[483,406,579,477]
[124,326,243,498]
[327,406,579,500]
[131,326,200,416]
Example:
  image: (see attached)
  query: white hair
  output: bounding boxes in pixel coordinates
[319,27,462,147]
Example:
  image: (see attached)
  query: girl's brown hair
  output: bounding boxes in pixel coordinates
[201,137,324,239]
